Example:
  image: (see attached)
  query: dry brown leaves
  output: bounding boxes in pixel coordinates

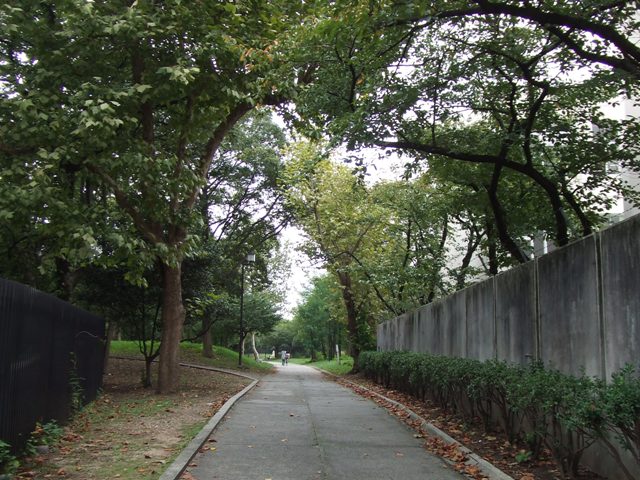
[336,376,602,480]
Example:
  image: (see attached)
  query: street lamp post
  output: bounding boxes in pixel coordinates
[238,252,256,367]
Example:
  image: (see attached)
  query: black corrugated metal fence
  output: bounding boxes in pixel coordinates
[0,277,105,450]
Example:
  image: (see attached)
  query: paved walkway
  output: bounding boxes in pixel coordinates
[187,363,464,480]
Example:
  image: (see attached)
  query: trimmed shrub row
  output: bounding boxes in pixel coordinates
[359,351,640,480]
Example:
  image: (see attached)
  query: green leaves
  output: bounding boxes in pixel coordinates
[361,351,640,478]
[292,0,640,266]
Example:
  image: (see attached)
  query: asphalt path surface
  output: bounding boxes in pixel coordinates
[187,362,464,480]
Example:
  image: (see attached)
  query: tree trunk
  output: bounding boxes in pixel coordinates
[485,215,499,275]
[455,229,481,290]
[55,257,77,301]
[485,166,529,264]
[560,182,593,236]
[251,332,260,361]
[202,318,213,358]
[156,263,185,394]
[143,357,153,388]
[520,164,570,246]
[337,271,360,368]
[103,321,118,372]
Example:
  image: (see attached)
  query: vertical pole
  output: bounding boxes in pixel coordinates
[238,261,245,367]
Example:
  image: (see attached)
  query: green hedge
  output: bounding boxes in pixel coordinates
[359,351,640,480]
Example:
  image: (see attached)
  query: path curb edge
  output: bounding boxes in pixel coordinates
[313,367,514,480]
[159,365,259,480]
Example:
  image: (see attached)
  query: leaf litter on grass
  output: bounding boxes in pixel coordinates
[16,358,250,480]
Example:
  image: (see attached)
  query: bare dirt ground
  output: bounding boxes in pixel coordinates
[337,375,605,480]
[15,358,250,480]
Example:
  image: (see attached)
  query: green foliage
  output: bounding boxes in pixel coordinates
[0,0,319,392]
[289,355,354,375]
[0,422,64,474]
[601,366,640,471]
[109,340,273,373]
[506,363,600,475]
[284,150,385,357]
[0,440,19,475]
[260,320,300,355]
[359,352,640,478]
[28,421,64,447]
[294,0,640,264]
[290,275,347,360]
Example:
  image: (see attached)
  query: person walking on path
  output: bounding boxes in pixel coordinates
[185,363,465,480]
[280,349,287,366]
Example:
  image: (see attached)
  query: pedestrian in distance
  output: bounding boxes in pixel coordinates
[281,350,287,366]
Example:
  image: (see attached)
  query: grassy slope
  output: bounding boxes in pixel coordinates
[288,356,354,375]
[110,340,273,373]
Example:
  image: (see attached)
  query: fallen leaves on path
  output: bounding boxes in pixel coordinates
[335,375,604,480]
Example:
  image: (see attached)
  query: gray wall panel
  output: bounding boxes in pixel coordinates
[537,235,602,377]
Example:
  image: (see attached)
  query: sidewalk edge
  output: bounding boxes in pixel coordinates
[159,367,258,480]
[314,368,514,480]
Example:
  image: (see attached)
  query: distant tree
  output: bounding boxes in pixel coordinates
[285,145,387,365]
[291,275,346,361]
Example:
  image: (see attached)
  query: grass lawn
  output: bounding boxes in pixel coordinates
[15,356,250,480]
[288,356,354,375]
[110,340,273,373]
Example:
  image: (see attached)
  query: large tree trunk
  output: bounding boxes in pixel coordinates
[156,263,185,394]
[143,357,153,388]
[337,271,360,368]
[485,215,499,275]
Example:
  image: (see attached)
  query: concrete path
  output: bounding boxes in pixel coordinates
[187,363,464,480]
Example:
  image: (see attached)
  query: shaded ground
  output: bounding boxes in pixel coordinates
[181,362,465,480]
[15,358,250,480]
[337,375,604,480]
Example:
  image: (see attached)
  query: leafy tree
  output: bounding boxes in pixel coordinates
[212,290,283,358]
[292,0,640,264]
[405,0,640,78]
[0,1,315,392]
[261,320,298,357]
[285,144,386,364]
[73,265,163,387]
[291,275,346,361]
[181,111,290,358]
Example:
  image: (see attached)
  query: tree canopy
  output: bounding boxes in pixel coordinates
[1,0,638,382]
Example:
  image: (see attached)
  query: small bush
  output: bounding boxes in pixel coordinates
[0,440,19,475]
[359,351,640,479]
[24,421,65,456]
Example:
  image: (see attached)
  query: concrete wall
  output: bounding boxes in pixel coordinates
[537,235,603,377]
[494,262,537,365]
[377,212,640,379]
[377,214,640,479]
[601,214,640,377]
